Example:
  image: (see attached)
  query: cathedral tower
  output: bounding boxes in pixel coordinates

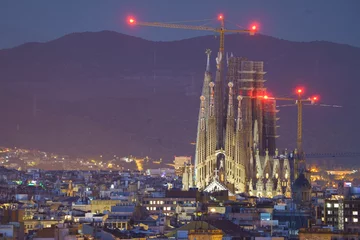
[194,51,289,196]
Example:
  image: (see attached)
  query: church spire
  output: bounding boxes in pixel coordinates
[195,95,207,189]
[236,95,243,131]
[205,49,211,72]
[225,82,235,180]
[234,95,246,192]
[209,82,215,117]
[227,82,234,117]
[200,96,206,130]
[206,82,217,157]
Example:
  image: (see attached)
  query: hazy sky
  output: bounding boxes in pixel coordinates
[0,0,359,49]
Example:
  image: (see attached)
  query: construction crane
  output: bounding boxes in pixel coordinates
[259,88,341,178]
[260,88,333,154]
[127,15,257,70]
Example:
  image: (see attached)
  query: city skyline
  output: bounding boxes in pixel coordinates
[1,3,360,239]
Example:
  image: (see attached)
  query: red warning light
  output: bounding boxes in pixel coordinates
[218,14,224,20]
[297,88,303,94]
[249,23,258,35]
[264,95,269,99]
[128,17,136,24]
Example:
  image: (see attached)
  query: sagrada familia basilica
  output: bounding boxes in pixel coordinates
[182,49,295,198]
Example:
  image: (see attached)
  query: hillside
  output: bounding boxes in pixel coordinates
[0,30,359,166]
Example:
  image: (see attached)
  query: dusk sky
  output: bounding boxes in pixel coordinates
[1,0,359,50]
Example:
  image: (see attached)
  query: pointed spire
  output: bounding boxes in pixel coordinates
[226,52,229,67]
[200,95,206,130]
[205,49,212,72]
[209,82,215,117]
[236,95,243,131]
[227,82,234,117]
[216,52,222,70]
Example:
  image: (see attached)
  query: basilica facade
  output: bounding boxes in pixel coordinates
[190,49,293,197]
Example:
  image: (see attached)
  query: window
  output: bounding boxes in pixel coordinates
[327,203,332,208]
[150,201,153,204]
[327,210,332,215]
[163,207,167,210]
[354,218,358,223]
[334,203,339,208]
[353,211,358,215]
[345,218,348,222]
[167,207,171,211]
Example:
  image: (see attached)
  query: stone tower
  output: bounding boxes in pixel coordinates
[194,50,291,196]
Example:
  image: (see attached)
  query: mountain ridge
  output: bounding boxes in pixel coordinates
[2,30,360,52]
[0,31,359,165]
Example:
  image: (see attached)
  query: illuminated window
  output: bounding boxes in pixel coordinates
[163,207,167,210]
[345,218,348,222]
[146,207,149,210]
[354,218,358,223]
[327,210,332,215]
[150,201,153,204]
[326,203,332,208]
[353,211,358,215]
[167,207,171,211]
[334,203,339,208]
[157,201,160,204]
[160,201,164,204]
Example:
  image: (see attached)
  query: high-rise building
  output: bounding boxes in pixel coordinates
[194,50,292,197]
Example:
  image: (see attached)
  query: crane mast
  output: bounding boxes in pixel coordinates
[260,90,342,180]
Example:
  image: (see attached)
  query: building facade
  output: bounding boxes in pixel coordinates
[325,198,360,231]
[193,50,292,197]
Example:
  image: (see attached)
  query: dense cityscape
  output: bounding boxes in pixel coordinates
[1,2,360,240]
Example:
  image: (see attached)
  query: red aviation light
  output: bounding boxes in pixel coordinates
[296,88,303,94]
[264,95,269,99]
[311,96,319,104]
[128,17,136,24]
[249,23,258,35]
[218,14,224,20]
